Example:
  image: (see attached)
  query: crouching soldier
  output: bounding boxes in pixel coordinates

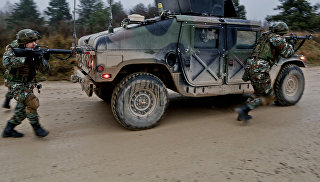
[236,22,295,123]
[2,29,50,138]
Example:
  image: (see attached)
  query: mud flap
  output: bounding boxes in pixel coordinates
[81,76,94,97]
[71,69,95,97]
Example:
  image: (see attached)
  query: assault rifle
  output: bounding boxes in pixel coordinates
[284,34,313,52]
[13,46,74,60]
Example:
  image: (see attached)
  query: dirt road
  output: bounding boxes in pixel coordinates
[1,67,320,182]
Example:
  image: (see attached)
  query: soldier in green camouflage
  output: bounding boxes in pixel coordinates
[2,40,18,109]
[2,31,42,109]
[2,29,50,138]
[236,22,295,123]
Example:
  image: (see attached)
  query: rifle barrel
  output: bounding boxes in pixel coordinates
[285,35,313,40]
[48,49,73,54]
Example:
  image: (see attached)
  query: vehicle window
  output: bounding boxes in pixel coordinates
[195,28,219,49]
[236,31,257,49]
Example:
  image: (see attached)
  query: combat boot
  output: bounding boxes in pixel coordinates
[2,122,24,138]
[2,97,11,109]
[31,123,49,137]
[235,105,252,123]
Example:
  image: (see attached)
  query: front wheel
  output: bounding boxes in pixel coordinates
[111,72,169,130]
[274,64,305,106]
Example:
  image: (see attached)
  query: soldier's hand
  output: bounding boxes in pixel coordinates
[43,52,50,61]
[288,39,297,48]
[34,55,43,62]
[42,59,49,67]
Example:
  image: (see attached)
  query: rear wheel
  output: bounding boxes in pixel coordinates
[274,64,305,106]
[111,72,168,130]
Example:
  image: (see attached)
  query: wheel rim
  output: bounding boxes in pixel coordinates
[130,90,156,117]
[285,74,299,97]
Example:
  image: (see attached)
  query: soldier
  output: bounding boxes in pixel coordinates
[2,29,50,138]
[2,40,18,109]
[235,22,295,123]
[2,31,41,109]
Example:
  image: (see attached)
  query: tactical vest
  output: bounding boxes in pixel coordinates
[251,32,277,64]
[7,57,37,83]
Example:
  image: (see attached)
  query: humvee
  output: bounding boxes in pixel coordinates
[72,0,306,130]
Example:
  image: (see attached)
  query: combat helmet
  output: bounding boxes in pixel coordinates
[16,29,38,46]
[269,22,289,35]
[33,31,41,40]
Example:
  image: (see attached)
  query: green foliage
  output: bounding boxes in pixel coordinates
[45,0,72,33]
[129,3,159,19]
[78,0,103,20]
[130,3,148,16]
[112,2,127,27]
[0,11,11,54]
[266,0,320,31]
[234,0,247,19]
[6,0,44,33]
[87,3,109,33]
[146,4,159,19]
[77,0,112,35]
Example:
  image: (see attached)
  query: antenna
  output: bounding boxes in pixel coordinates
[108,0,114,33]
[72,0,77,48]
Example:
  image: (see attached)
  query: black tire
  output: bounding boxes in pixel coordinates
[111,72,169,130]
[94,84,114,102]
[274,64,305,106]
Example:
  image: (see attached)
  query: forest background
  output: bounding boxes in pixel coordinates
[0,0,319,82]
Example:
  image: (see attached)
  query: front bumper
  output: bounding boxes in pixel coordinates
[71,68,95,97]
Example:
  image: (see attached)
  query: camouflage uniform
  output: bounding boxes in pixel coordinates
[3,40,19,107]
[236,22,294,123]
[244,31,294,109]
[2,29,50,138]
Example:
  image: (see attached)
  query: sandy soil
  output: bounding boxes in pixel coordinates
[0,67,320,182]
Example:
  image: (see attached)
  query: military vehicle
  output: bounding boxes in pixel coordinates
[72,0,306,130]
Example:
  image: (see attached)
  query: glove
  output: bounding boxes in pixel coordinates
[33,55,43,63]
[288,39,297,48]
[42,59,49,67]
[43,52,50,61]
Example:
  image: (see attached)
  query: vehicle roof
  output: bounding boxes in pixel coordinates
[175,15,261,27]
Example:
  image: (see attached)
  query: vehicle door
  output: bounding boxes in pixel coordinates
[179,22,225,86]
[225,26,259,84]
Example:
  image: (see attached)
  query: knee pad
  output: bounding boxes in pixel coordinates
[25,94,40,114]
[261,95,275,106]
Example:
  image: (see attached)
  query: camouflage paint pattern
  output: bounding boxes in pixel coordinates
[2,40,49,125]
[269,22,289,35]
[2,41,26,70]
[244,31,294,109]
[16,29,38,46]
[75,15,303,98]
[6,82,39,125]
[4,40,19,100]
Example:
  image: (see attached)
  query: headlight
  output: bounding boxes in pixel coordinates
[299,55,306,61]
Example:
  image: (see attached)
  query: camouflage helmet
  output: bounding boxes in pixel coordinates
[16,29,38,45]
[33,30,41,40]
[270,22,289,35]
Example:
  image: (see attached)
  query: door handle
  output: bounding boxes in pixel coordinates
[228,60,234,66]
